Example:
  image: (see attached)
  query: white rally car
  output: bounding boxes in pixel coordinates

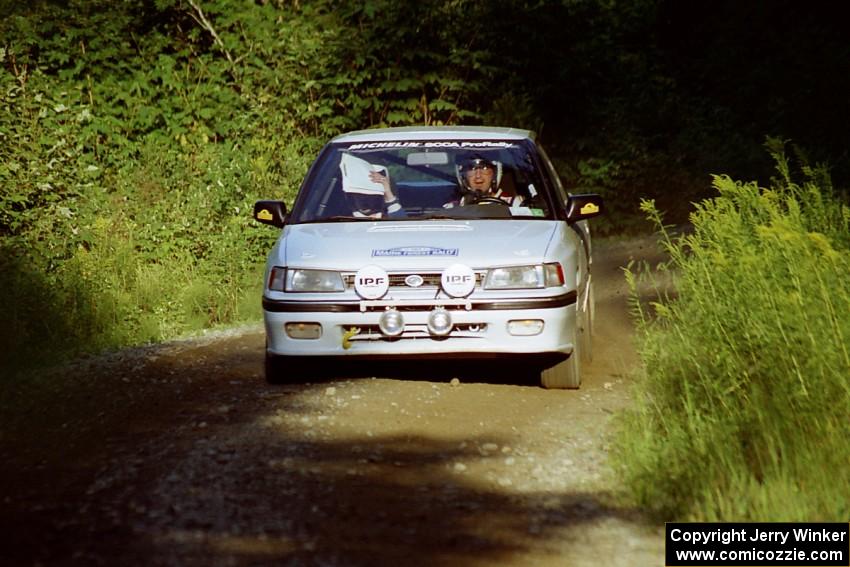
[253,126,603,388]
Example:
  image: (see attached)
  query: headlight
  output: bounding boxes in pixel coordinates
[268,267,344,292]
[484,263,564,289]
[287,268,345,292]
[485,266,544,289]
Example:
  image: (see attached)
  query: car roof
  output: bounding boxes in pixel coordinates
[330,126,536,144]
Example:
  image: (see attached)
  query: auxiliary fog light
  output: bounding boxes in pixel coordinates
[378,308,405,337]
[427,307,453,337]
[507,319,544,336]
[285,322,322,339]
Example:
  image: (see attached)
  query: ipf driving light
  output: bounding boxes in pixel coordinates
[378,308,404,337]
[427,307,453,337]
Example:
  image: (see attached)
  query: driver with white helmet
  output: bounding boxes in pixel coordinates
[448,153,524,208]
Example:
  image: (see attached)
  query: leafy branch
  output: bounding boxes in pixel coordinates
[184,0,240,80]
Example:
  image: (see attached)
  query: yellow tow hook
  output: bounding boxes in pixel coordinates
[342,327,361,350]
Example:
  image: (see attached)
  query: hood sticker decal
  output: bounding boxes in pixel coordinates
[373,246,459,257]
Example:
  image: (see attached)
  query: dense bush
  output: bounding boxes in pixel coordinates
[614,143,850,520]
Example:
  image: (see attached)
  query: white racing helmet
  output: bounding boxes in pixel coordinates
[455,153,502,195]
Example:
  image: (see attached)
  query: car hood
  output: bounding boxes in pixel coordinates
[278,220,558,270]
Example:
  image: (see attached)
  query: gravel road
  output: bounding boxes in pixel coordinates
[0,238,666,566]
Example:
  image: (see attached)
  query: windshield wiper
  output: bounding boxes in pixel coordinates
[413,213,459,220]
[307,215,376,223]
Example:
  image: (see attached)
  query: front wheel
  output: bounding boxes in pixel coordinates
[265,351,336,384]
[540,324,582,390]
[540,342,581,389]
[540,299,589,389]
[580,279,594,363]
[264,351,291,384]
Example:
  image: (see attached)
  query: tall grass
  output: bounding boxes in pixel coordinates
[0,216,269,374]
[614,144,850,520]
[0,138,312,377]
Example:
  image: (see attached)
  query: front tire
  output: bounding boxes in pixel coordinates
[264,351,290,384]
[580,279,594,363]
[265,351,335,384]
[540,342,581,389]
[540,298,589,389]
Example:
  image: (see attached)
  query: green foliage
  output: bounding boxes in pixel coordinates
[613,143,850,520]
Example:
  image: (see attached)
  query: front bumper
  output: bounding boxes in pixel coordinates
[263,292,577,358]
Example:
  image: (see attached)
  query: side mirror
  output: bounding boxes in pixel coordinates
[253,200,287,228]
[565,193,604,223]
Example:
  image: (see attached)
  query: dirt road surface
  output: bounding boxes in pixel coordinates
[1,238,666,566]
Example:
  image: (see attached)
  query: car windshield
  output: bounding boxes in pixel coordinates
[288,139,553,223]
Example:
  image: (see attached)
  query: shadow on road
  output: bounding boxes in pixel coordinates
[124,374,641,566]
[292,357,546,387]
[138,441,629,565]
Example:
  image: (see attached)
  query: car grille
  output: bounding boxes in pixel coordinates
[343,271,484,290]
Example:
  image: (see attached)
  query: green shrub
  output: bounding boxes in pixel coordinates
[614,144,850,521]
